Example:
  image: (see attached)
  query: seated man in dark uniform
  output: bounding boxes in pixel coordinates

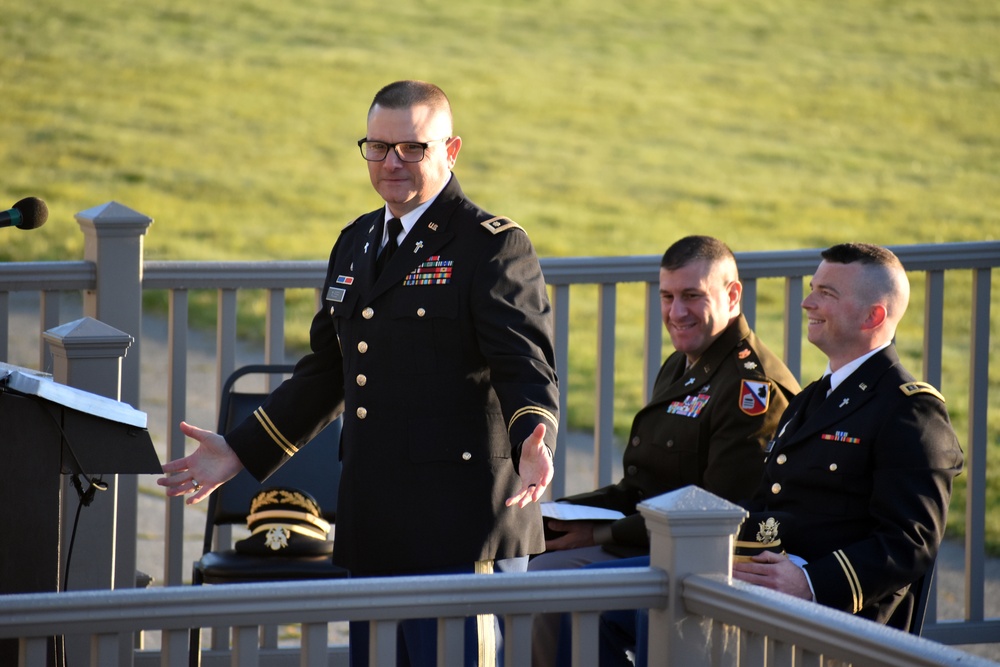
[530,235,799,666]
[733,242,964,630]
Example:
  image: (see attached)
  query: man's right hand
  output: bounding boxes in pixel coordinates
[544,519,598,551]
[156,421,244,504]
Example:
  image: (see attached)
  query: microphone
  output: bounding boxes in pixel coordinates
[0,197,48,230]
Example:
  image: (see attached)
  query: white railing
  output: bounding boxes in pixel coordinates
[0,487,995,667]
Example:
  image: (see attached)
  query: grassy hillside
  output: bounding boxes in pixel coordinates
[2,0,998,548]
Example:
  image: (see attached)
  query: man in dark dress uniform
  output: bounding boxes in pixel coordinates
[530,235,800,665]
[734,243,964,632]
[159,80,560,666]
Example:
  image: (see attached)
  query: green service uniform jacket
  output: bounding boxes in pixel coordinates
[561,315,799,556]
[746,345,964,630]
[226,175,560,576]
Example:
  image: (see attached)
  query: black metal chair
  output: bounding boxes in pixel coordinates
[910,563,936,636]
[189,364,347,665]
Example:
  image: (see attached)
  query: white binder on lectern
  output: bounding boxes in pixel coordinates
[0,361,147,428]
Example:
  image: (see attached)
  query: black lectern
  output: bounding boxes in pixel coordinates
[0,362,161,663]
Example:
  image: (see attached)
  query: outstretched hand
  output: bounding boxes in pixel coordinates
[156,421,244,504]
[505,423,553,508]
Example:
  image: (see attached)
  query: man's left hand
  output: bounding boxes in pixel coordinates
[731,550,813,600]
[505,423,552,508]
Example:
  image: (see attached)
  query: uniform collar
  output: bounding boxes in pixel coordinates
[826,341,891,393]
[380,178,450,246]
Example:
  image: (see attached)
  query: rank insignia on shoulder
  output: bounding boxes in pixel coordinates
[900,382,946,402]
[740,380,770,416]
[480,216,523,234]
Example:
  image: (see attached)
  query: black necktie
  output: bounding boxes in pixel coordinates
[375,217,402,277]
[802,374,831,421]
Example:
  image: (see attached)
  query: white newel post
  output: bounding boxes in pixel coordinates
[639,485,746,665]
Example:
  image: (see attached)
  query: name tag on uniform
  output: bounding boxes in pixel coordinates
[326,287,346,303]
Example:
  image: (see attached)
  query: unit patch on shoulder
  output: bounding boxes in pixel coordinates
[480,216,523,235]
[899,381,946,402]
[740,380,771,416]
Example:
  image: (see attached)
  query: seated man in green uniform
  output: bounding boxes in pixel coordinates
[530,235,799,666]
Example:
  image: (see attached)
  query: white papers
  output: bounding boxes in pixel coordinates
[0,361,148,428]
[541,502,625,522]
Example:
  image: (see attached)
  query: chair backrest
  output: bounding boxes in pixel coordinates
[200,364,342,554]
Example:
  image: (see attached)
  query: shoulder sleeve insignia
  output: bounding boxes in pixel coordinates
[480,216,523,235]
[899,381,946,402]
[740,380,771,416]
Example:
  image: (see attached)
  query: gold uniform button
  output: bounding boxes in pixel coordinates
[356,407,367,419]
[771,483,781,495]
[358,341,368,353]
[666,439,674,448]
[416,307,426,317]
[829,463,838,472]
[462,452,472,461]
[627,465,638,476]
[776,453,787,465]
[362,307,374,319]
[631,436,640,447]
[356,374,367,387]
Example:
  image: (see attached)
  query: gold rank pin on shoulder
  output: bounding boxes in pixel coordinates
[480,216,523,235]
[899,381,946,402]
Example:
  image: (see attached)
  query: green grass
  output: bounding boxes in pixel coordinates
[2,0,999,550]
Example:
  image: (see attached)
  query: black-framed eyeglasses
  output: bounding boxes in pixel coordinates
[357,137,451,163]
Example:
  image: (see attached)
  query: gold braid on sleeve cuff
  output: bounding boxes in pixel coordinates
[507,405,558,435]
